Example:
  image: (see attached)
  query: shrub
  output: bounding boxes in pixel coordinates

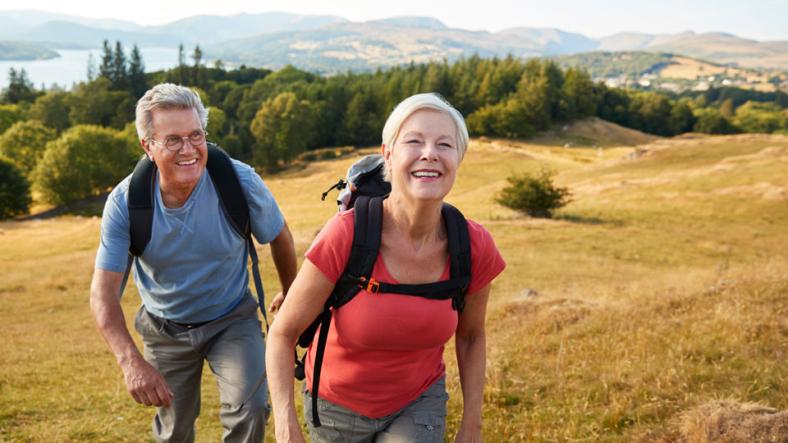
[0,120,57,176]
[32,125,137,205]
[0,156,31,219]
[496,169,571,218]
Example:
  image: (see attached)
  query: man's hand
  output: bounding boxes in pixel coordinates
[269,291,285,314]
[121,356,173,407]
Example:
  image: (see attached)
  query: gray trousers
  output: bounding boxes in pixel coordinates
[304,377,448,443]
[134,294,269,443]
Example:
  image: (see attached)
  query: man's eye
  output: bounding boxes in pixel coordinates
[439,143,453,149]
[405,139,421,144]
[165,136,181,144]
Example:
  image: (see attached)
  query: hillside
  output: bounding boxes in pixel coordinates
[1,130,786,441]
[554,51,787,92]
[0,40,58,60]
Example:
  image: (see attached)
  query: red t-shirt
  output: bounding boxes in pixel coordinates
[304,209,506,418]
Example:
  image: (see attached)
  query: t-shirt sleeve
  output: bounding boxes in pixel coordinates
[466,220,506,295]
[95,182,132,273]
[235,160,285,244]
[305,211,355,283]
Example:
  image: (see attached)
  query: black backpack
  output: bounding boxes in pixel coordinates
[123,143,268,326]
[300,158,472,427]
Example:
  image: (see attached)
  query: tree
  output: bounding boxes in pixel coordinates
[668,100,696,135]
[99,40,113,80]
[733,101,785,133]
[206,107,227,139]
[29,91,72,132]
[250,92,315,171]
[128,45,148,98]
[3,68,36,103]
[0,156,30,219]
[177,43,187,84]
[0,104,25,135]
[112,41,129,91]
[87,52,97,81]
[192,45,206,87]
[0,120,56,176]
[68,78,135,129]
[339,88,382,146]
[561,68,597,121]
[496,169,571,218]
[32,125,137,205]
[693,108,737,134]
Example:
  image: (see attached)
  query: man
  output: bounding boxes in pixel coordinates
[90,83,297,442]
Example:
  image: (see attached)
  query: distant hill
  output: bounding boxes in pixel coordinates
[0,10,786,72]
[0,40,58,60]
[208,21,607,72]
[598,31,788,70]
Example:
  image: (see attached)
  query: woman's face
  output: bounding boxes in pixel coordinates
[384,109,460,204]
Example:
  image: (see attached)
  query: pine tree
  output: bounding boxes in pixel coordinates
[177,43,187,84]
[192,45,204,86]
[3,68,36,104]
[86,52,97,81]
[128,45,147,98]
[99,40,113,80]
[112,41,129,91]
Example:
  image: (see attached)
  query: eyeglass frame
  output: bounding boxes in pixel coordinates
[148,130,209,152]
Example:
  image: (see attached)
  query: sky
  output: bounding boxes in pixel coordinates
[1,0,786,40]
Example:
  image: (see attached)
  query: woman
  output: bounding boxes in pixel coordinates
[266,93,506,442]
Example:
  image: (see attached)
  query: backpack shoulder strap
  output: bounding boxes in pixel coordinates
[206,143,250,238]
[442,203,472,311]
[331,195,383,308]
[128,154,156,257]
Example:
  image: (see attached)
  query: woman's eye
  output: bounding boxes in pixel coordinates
[439,143,453,149]
[405,139,421,144]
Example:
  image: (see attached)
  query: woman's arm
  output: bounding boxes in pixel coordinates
[454,283,491,443]
[266,260,336,443]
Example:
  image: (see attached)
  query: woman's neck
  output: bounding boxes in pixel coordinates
[383,193,445,250]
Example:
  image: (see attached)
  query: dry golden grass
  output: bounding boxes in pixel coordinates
[1,122,787,442]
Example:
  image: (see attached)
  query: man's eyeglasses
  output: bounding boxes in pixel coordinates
[149,130,208,152]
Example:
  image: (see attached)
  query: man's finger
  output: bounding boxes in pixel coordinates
[155,383,172,408]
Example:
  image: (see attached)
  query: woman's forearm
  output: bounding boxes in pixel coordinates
[455,331,486,439]
[265,329,305,442]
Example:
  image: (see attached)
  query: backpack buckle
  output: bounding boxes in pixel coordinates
[358,276,380,293]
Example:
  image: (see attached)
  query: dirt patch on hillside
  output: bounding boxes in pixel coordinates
[715,183,788,201]
[678,400,788,442]
[531,117,659,147]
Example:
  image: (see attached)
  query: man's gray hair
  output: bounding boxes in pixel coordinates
[135,83,208,141]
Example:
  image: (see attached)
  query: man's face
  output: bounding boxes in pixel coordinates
[141,108,208,192]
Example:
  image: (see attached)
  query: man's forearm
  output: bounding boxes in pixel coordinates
[89,272,144,368]
[270,223,298,295]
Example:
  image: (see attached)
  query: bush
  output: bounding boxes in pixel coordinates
[496,169,571,218]
[0,156,31,219]
[0,120,57,176]
[32,125,137,205]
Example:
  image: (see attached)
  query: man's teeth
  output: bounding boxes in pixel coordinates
[412,171,439,177]
[177,159,197,166]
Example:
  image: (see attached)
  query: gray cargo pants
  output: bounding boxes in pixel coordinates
[304,377,448,442]
[134,294,269,443]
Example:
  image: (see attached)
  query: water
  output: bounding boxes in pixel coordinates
[0,47,184,90]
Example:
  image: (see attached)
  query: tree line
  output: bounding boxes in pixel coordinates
[1,45,787,218]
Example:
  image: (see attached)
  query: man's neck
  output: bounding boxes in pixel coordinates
[159,175,199,208]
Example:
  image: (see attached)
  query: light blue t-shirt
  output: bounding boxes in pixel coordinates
[95,159,284,323]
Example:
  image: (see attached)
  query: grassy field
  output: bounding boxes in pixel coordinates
[1,123,786,442]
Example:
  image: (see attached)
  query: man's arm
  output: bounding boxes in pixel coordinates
[89,268,173,407]
[267,221,298,313]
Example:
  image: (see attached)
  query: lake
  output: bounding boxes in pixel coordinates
[0,47,191,90]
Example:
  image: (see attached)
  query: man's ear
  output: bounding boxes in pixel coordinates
[381,144,389,160]
[140,139,154,161]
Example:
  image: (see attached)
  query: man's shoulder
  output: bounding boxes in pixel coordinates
[107,173,134,207]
